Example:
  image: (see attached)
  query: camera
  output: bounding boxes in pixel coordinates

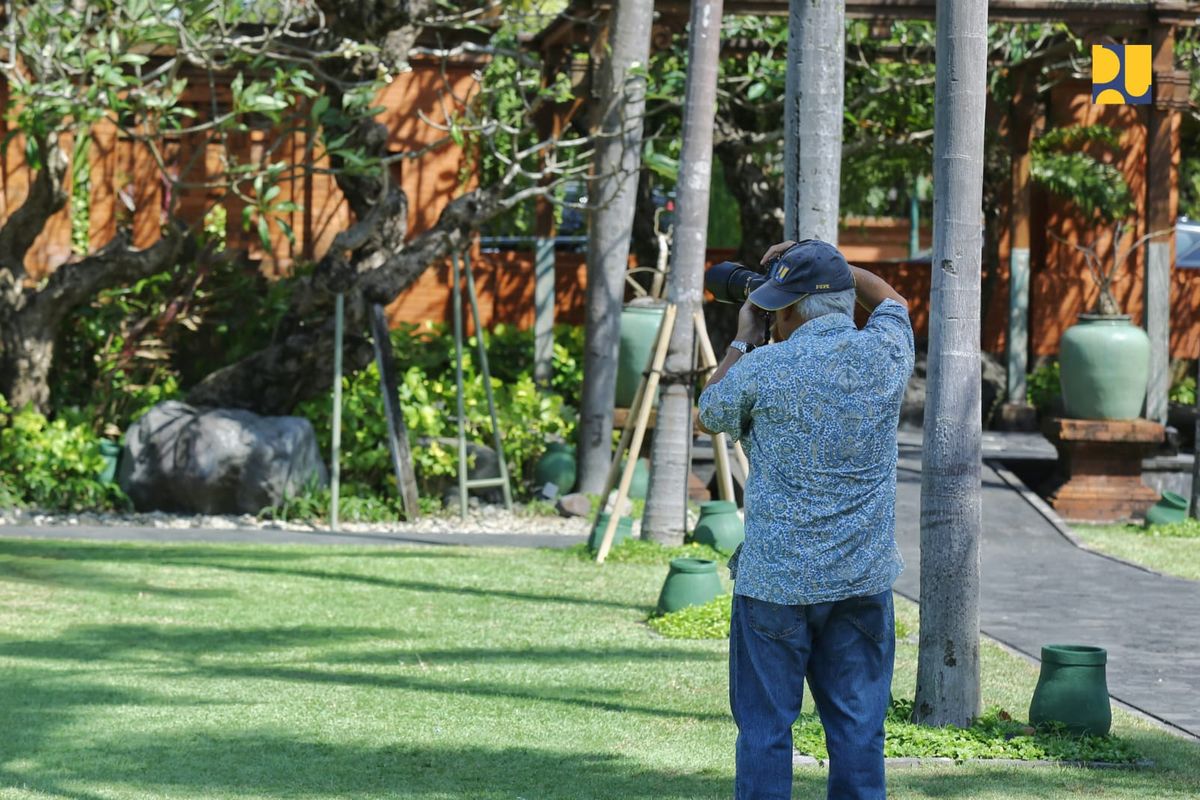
[705,260,768,305]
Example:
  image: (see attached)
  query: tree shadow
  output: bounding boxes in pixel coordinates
[19,731,747,799]
[312,644,720,667]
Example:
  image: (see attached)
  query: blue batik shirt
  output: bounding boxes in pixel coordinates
[698,299,915,605]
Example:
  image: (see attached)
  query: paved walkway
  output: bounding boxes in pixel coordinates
[892,442,1200,739]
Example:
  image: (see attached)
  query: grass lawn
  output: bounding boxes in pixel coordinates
[1071,524,1200,582]
[0,538,1196,799]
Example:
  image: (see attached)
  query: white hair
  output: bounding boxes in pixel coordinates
[795,288,856,323]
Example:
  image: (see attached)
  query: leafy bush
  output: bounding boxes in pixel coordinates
[649,593,731,639]
[564,538,726,565]
[1145,518,1200,539]
[297,323,581,502]
[795,700,1140,763]
[1026,361,1060,412]
[1169,375,1196,406]
[0,396,127,512]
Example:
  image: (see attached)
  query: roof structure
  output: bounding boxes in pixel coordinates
[535,0,1200,47]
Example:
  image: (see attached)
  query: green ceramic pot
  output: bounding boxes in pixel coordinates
[1142,491,1190,527]
[656,557,724,615]
[1059,315,1150,420]
[626,457,650,500]
[1028,645,1111,736]
[534,443,576,494]
[588,512,633,552]
[615,304,665,408]
[1144,491,1189,527]
[691,500,744,554]
[98,440,122,485]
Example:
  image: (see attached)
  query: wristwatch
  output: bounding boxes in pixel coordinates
[729,340,755,355]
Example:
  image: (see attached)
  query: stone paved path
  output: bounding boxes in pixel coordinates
[892,442,1200,739]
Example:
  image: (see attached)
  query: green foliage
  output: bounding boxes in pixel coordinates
[564,538,726,566]
[1169,375,1196,406]
[0,395,127,512]
[1026,361,1061,411]
[260,481,404,525]
[1144,518,1200,539]
[648,593,731,639]
[794,699,1140,763]
[1032,125,1134,223]
[297,324,582,502]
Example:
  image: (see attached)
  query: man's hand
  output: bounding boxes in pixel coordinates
[760,240,798,267]
[735,299,768,347]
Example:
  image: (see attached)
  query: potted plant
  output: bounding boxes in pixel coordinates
[1033,125,1169,420]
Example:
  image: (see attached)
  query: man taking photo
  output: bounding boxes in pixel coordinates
[698,238,915,800]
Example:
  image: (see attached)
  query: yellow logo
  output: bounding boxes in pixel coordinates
[815,284,830,290]
[1092,44,1151,105]
[777,266,790,279]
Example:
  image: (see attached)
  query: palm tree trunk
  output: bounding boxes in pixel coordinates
[784,0,845,242]
[913,0,988,728]
[642,0,725,543]
[576,0,656,494]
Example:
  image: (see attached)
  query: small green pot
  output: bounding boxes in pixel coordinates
[1028,645,1111,736]
[1144,491,1189,527]
[97,440,122,485]
[588,512,633,552]
[691,500,744,554]
[656,557,724,615]
[617,457,650,500]
[534,443,576,494]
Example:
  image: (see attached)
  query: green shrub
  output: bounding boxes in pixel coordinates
[1169,375,1196,406]
[1145,518,1200,539]
[0,396,127,512]
[795,699,1140,763]
[297,324,581,502]
[1026,361,1060,412]
[649,593,731,639]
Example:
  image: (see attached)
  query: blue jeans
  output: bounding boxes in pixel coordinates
[730,590,894,800]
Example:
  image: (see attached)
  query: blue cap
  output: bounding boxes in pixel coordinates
[748,239,854,311]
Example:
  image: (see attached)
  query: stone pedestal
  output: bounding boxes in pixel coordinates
[1042,418,1164,522]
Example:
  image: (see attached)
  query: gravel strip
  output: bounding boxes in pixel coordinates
[0,506,590,537]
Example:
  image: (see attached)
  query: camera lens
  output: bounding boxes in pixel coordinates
[705,261,767,304]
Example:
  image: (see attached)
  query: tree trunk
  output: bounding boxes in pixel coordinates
[913,0,988,729]
[784,0,844,243]
[642,0,724,544]
[0,315,55,412]
[576,0,656,494]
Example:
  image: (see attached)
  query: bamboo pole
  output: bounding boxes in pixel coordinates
[595,303,678,563]
[693,310,736,503]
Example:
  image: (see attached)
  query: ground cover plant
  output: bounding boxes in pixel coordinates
[0,538,1197,799]
[1072,521,1200,582]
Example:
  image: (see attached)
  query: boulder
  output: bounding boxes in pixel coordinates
[555,492,592,518]
[118,401,328,515]
[421,437,504,505]
[900,350,1010,430]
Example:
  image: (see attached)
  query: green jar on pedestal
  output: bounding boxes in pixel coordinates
[691,500,744,554]
[1028,645,1112,736]
[1059,315,1150,420]
[615,304,665,408]
[656,557,724,615]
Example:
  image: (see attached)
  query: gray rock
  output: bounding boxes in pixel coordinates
[556,492,592,518]
[900,349,1009,430]
[118,401,328,515]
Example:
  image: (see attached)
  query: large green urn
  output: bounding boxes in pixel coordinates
[615,304,665,408]
[1059,315,1150,420]
[1028,645,1112,736]
[656,557,724,615]
[1144,491,1189,527]
[691,500,744,554]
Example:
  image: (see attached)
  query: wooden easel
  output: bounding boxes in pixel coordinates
[593,305,748,563]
